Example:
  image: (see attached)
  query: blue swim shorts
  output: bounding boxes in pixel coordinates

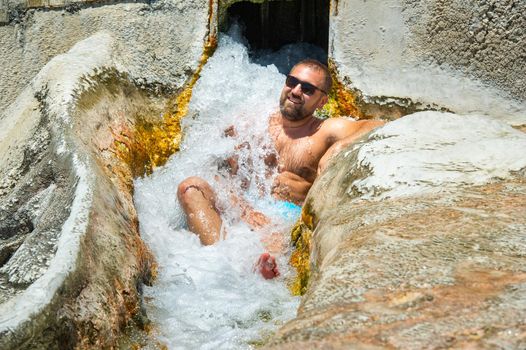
[275,201,302,220]
[253,198,302,222]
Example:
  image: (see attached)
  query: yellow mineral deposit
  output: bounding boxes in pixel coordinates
[113,37,217,178]
[315,59,365,120]
[289,204,315,296]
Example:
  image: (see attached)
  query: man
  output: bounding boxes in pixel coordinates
[177,59,384,279]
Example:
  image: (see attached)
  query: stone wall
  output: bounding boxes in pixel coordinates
[329,0,526,124]
[0,1,7,24]
[0,0,210,115]
[0,1,214,348]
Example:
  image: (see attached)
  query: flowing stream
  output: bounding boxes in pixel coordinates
[134,26,325,349]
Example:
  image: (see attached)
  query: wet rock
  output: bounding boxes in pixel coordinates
[268,113,526,349]
[330,0,526,123]
[0,0,212,347]
[0,209,33,241]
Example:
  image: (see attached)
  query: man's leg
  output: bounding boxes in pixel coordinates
[177,176,222,245]
[177,176,279,279]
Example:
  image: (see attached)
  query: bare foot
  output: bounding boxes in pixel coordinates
[256,252,280,279]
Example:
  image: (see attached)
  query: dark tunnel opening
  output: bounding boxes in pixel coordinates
[226,0,330,66]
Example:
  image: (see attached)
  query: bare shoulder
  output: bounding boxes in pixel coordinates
[321,118,386,143]
[321,117,356,131]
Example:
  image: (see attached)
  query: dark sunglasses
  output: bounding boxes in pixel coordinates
[285,75,327,96]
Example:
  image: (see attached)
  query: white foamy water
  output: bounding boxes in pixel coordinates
[134,27,303,349]
[346,111,526,199]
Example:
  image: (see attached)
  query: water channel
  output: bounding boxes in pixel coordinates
[134,25,325,349]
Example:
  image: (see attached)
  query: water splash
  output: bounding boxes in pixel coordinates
[134,26,317,349]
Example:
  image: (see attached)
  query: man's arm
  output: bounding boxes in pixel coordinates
[230,192,271,229]
[271,170,312,205]
[318,119,385,174]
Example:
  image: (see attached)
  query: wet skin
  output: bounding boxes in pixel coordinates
[270,65,385,204]
[257,253,280,280]
[177,64,385,279]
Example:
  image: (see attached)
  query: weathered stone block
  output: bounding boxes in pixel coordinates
[0,10,8,25]
[329,0,526,124]
[48,0,65,7]
[26,0,47,8]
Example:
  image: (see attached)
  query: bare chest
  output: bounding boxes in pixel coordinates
[273,130,328,182]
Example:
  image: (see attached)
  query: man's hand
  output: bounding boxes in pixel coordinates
[244,209,270,229]
[272,171,311,204]
[224,125,237,137]
[230,192,271,230]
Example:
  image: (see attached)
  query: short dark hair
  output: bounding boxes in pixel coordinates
[291,59,332,93]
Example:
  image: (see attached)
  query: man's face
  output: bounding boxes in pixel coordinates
[279,65,328,121]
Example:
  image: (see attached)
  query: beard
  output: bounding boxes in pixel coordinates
[279,92,306,121]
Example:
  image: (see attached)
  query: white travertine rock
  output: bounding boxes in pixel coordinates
[268,112,526,349]
[329,0,526,125]
[0,32,109,347]
[0,0,209,113]
[347,112,526,199]
[0,1,212,348]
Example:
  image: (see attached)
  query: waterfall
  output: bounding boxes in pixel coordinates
[133,25,327,349]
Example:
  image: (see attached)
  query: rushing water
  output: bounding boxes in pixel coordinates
[133,26,327,349]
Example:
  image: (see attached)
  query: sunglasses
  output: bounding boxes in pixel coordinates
[285,75,327,96]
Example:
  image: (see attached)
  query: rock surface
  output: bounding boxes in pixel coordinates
[0,0,525,348]
[0,0,213,347]
[268,113,526,349]
[0,0,209,115]
[329,0,526,124]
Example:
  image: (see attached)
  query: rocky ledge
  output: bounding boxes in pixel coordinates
[269,112,526,349]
